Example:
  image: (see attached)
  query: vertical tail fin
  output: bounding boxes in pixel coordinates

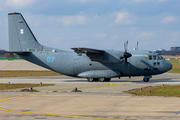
[8,12,42,51]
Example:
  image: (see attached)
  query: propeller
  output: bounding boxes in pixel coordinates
[124,41,132,63]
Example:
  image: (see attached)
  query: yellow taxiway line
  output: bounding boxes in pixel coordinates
[0,92,44,102]
[0,107,128,120]
[0,79,8,81]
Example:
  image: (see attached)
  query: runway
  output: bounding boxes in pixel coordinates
[0,73,180,120]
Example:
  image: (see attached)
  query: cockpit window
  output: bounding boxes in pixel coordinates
[149,56,152,60]
[153,56,156,60]
[149,55,163,60]
[157,55,163,60]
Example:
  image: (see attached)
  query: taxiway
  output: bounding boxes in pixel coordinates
[0,73,180,120]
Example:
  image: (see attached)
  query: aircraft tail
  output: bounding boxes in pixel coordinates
[8,12,42,51]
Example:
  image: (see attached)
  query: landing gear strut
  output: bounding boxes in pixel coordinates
[105,78,111,82]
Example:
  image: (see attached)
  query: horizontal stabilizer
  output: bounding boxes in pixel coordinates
[71,47,104,54]
[7,51,31,55]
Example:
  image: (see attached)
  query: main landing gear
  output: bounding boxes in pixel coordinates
[87,78,111,82]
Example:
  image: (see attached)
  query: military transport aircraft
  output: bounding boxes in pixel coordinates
[8,12,172,82]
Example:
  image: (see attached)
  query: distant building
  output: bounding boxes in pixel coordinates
[156,47,180,55]
[0,50,6,57]
[170,47,180,51]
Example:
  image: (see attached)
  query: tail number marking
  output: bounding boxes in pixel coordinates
[47,57,55,62]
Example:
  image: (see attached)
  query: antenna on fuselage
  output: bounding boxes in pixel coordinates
[135,42,139,50]
[136,42,138,50]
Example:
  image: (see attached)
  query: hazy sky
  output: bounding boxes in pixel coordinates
[0,0,179,51]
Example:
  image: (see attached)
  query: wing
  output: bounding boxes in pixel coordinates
[71,47,124,64]
[71,47,104,54]
[71,47,104,62]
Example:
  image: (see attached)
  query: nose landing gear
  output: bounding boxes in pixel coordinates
[143,75,152,82]
[143,78,149,82]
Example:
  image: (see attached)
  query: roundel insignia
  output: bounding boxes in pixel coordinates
[20,29,24,34]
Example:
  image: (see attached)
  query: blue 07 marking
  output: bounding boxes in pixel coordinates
[47,57,55,62]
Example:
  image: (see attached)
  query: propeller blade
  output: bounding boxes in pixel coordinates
[123,41,132,63]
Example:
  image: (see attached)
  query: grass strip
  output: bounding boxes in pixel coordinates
[0,83,54,90]
[0,70,62,77]
[168,60,180,74]
[126,85,180,97]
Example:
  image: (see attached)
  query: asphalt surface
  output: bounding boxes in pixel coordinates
[0,60,49,71]
[0,73,180,120]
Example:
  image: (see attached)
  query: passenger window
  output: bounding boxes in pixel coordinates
[149,56,152,60]
[153,56,156,60]
[157,62,160,67]
[153,62,156,67]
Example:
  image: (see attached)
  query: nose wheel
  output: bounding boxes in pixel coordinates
[143,78,149,82]
[143,75,151,82]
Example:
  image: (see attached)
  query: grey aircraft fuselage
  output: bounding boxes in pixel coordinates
[19,49,172,78]
[8,12,172,82]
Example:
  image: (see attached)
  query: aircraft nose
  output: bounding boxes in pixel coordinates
[165,60,172,72]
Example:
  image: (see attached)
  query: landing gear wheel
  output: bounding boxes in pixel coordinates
[105,78,111,82]
[143,78,149,82]
[87,78,94,82]
[98,78,105,82]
